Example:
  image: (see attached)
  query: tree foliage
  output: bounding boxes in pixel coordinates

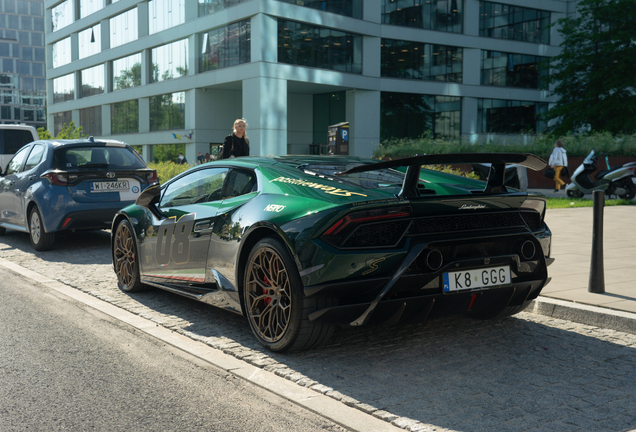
[545,0,636,135]
[37,121,84,140]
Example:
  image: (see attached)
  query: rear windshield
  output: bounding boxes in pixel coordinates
[300,163,409,193]
[53,146,146,170]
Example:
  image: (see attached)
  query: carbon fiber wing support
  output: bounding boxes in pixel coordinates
[336,153,547,198]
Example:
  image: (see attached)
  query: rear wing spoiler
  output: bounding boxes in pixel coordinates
[336,153,547,198]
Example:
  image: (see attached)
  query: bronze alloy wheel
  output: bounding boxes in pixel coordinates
[245,245,292,344]
[113,220,144,292]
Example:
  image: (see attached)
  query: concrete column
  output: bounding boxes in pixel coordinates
[363,36,380,77]
[461,97,479,141]
[251,13,277,63]
[139,97,150,134]
[463,48,481,86]
[141,144,154,163]
[464,0,480,36]
[242,77,287,156]
[141,49,151,85]
[102,103,111,136]
[70,32,79,62]
[346,89,380,158]
[184,0,198,23]
[137,1,149,38]
[71,109,80,128]
[363,0,381,23]
[100,18,110,51]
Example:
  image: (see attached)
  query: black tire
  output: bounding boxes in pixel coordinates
[29,207,55,251]
[566,188,583,198]
[618,180,636,200]
[243,237,334,353]
[113,219,146,292]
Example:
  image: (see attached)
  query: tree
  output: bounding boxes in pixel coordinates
[547,1,636,135]
[544,0,636,135]
[37,121,84,140]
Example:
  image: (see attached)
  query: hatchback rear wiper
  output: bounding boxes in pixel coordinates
[78,163,109,168]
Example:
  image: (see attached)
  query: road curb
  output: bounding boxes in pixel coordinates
[530,296,636,335]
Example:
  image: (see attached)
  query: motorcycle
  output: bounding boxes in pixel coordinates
[565,150,636,199]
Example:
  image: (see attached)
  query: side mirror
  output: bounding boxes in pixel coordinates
[136,183,161,209]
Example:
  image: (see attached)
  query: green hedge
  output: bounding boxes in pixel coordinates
[147,161,192,184]
[374,132,636,160]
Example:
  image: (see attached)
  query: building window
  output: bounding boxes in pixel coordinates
[199,20,250,72]
[80,0,104,19]
[80,106,102,136]
[113,53,142,90]
[381,39,462,82]
[52,0,73,32]
[278,20,362,74]
[478,99,547,134]
[479,2,550,44]
[481,51,548,89]
[52,37,71,68]
[81,64,104,97]
[381,92,461,140]
[79,24,101,59]
[198,0,250,17]
[110,8,138,49]
[312,91,346,147]
[381,0,463,33]
[149,0,185,34]
[53,73,75,103]
[151,39,188,83]
[150,92,185,131]
[112,100,139,134]
[277,0,362,19]
[54,111,72,136]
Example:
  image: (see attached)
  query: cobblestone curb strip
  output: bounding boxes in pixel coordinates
[0,258,430,432]
[530,297,636,335]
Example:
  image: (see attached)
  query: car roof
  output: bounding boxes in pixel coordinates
[33,138,129,148]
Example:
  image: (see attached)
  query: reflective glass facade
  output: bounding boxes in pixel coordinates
[54,110,72,136]
[278,0,362,19]
[382,0,462,33]
[199,20,250,72]
[52,37,71,68]
[381,39,462,82]
[110,8,138,49]
[381,92,461,139]
[79,24,101,59]
[53,73,74,103]
[150,92,185,131]
[112,53,142,91]
[51,0,72,32]
[151,39,188,83]
[112,100,139,134]
[481,51,548,89]
[198,0,250,16]
[478,99,547,133]
[479,1,550,44]
[278,20,362,73]
[1,0,45,127]
[81,64,104,97]
[80,0,104,19]
[149,0,185,34]
[80,106,102,136]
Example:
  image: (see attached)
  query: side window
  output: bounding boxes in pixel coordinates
[23,144,46,171]
[160,167,228,208]
[5,145,31,175]
[221,169,257,199]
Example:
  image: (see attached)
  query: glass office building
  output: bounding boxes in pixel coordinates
[1,0,45,128]
[45,0,572,160]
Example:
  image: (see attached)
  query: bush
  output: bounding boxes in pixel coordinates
[374,132,636,160]
[147,161,191,184]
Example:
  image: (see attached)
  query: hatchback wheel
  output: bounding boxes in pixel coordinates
[29,207,55,251]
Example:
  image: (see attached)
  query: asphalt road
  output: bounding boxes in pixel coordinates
[1,229,636,431]
[0,268,347,432]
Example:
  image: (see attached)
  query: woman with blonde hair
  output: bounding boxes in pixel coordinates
[221,119,250,159]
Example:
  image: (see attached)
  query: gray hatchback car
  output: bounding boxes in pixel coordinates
[0,137,157,251]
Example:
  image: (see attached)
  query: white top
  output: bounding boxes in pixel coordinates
[549,147,568,168]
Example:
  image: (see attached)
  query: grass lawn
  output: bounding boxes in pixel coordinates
[546,197,636,209]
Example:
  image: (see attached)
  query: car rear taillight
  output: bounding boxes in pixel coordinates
[324,205,412,236]
[146,170,158,183]
[41,172,69,186]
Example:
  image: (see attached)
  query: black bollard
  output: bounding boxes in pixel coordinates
[588,190,605,293]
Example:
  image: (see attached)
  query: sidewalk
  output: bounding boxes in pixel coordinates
[528,189,636,334]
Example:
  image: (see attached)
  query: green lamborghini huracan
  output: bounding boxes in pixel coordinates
[111,153,552,352]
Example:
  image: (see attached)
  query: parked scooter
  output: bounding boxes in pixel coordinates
[565,149,636,199]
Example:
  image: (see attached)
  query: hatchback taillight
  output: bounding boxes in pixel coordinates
[41,172,69,186]
[146,170,158,183]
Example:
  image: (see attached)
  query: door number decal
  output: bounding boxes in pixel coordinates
[155,213,195,265]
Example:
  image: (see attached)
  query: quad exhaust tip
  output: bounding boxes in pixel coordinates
[521,240,536,260]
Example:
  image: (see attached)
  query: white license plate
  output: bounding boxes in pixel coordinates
[443,266,511,292]
[91,181,129,192]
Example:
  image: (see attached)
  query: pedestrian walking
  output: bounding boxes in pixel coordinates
[548,139,568,192]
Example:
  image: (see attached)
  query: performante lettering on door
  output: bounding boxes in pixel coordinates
[155,214,195,265]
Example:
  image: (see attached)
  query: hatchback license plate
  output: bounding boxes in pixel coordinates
[443,266,510,292]
[91,181,129,192]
